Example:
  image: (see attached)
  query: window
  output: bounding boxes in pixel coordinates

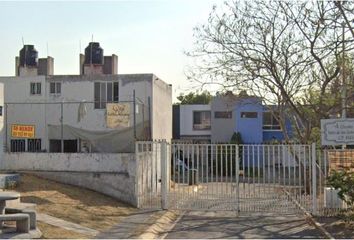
[0,106,2,116]
[94,82,119,109]
[50,82,61,95]
[49,139,78,153]
[10,139,25,152]
[30,82,41,95]
[27,139,41,152]
[215,111,232,119]
[193,111,211,130]
[241,112,257,118]
[263,112,281,130]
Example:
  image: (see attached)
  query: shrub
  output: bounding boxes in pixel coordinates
[327,170,354,207]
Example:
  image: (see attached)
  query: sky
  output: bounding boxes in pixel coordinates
[0,0,220,102]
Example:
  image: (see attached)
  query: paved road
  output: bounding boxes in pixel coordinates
[164,211,325,239]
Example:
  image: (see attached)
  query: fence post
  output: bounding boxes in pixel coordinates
[312,143,317,215]
[148,97,151,140]
[133,90,136,139]
[236,144,240,212]
[135,141,140,208]
[60,102,64,153]
[4,103,7,152]
[161,140,168,210]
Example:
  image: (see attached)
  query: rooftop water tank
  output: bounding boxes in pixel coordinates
[85,42,104,65]
[19,45,38,67]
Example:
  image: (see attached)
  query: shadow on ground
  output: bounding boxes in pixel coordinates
[165,212,325,239]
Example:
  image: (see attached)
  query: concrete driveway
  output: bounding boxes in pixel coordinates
[163,211,326,239]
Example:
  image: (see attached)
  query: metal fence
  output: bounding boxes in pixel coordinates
[136,141,351,216]
[315,149,351,216]
[5,93,151,153]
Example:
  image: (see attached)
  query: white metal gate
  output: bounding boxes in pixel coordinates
[136,141,321,214]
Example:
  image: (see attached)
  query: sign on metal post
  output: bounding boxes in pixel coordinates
[321,118,354,146]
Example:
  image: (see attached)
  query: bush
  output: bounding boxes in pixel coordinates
[327,170,354,207]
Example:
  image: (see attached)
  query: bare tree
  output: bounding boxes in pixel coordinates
[187,0,353,143]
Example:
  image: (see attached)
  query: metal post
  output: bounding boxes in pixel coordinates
[4,103,8,152]
[341,21,347,150]
[161,140,168,209]
[236,144,240,213]
[133,90,136,139]
[61,102,64,153]
[312,143,317,215]
[135,141,140,208]
[142,103,145,139]
[148,96,151,140]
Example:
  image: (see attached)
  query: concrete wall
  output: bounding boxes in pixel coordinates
[152,76,172,141]
[1,152,138,205]
[38,57,54,76]
[32,171,136,205]
[179,105,211,138]
[210,95,237,143]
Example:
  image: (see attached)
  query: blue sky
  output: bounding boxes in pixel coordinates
[0,0,219,100]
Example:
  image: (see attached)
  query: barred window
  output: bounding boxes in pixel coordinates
[27,139,42,152]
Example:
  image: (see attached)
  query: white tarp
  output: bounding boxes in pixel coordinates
[48,122,147,153]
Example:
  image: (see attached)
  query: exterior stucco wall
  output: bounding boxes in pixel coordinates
[2,152,135,173]
[235,98,263,144]
[210,96,237,143]
[179,105,211,138]
[1,152,138,205]
[0,74,172,152]
[151,76,172,141]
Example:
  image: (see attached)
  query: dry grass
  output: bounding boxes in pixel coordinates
[14,173,137,232]
[38,222,90,239]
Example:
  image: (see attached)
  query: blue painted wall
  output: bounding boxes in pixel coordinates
[234,98,293,144]
[235,98,263,144]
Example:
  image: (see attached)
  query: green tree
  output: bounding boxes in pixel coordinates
[176,91,212,104]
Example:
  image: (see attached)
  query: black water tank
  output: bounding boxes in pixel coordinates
[85,42,104,64]
[19,45,38,67]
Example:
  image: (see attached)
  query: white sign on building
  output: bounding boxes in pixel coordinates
[321,118,354,146]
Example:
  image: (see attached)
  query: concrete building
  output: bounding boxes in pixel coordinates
[210,94,238,143]
[173,94,292,144]
[178,104,211,141]
[0,43,172,153]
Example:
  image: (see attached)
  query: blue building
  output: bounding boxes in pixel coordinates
[173,95,293,143]
[235,97,293,144]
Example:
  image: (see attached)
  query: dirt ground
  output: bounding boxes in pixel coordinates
[13,173,137,238]
[315,215,354,239]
